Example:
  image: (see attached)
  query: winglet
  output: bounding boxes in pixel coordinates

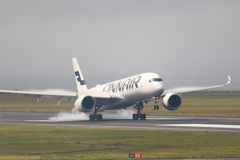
[226,75,231,86]
[72,57,88,93]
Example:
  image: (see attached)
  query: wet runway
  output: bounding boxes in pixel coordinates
[0,112,240,134]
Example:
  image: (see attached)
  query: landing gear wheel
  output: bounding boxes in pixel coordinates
[133,114,138,120]
[133,114,146,120]
[97,114,102,121]
[89,115,95,121]
[153,105,159,110]
[133,114,136,120]
[153,97,160,110]
[133,102,146,120]
[89,114,102,121]
[89,105,103,121]
[140,114,146,120]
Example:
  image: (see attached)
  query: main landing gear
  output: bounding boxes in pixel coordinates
[153,97,159,110]
[133,101,146,120]
[89,106,102,121]
[89,114,102,121]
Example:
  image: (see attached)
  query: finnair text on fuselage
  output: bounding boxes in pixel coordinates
[102,75,141,93]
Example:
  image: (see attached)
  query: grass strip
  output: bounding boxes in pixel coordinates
[0,125,240,159]
[1,93,240,117]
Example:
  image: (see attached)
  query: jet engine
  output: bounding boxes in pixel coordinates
[161,93,182,111]
[74,94,95,112]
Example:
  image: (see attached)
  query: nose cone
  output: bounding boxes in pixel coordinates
[154,82,164,96]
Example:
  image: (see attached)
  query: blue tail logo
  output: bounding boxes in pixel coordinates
[75,71,86,86]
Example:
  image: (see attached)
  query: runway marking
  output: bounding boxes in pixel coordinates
[147,118,180,120]
[25,118,179,122]
[4,122,240,133]
[1,121,240,134]
[25,120,54,122]
[16,123,190,131]
[39,117,54,119]
[157,124,240,129]
[24,119,89,122]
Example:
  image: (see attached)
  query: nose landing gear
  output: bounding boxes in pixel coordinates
[153,97,159,110]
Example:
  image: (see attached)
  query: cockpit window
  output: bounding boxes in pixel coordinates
[152,78,163,82]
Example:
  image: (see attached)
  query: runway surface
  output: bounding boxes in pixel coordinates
[0,112,240,134]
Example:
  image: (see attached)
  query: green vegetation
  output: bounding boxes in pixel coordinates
[144,92,240,117]
[0,94,73,113]
[0,125,240,159]
[0,93,240,159]
[1,93,240,117]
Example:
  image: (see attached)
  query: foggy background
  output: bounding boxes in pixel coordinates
[0,0,239,91]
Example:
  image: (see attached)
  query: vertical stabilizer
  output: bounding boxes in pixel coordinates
[72,58,88,93]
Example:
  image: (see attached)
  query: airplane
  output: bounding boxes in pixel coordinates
[0,58,231,121]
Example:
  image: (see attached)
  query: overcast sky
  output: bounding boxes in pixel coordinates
[0,0,239,89]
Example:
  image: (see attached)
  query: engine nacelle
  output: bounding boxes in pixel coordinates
[161,93,182,111]
[74,94,95,112]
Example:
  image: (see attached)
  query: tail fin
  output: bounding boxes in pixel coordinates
[72,57,88,93]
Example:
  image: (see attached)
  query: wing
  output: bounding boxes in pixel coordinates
[0,89,122,106]
[0,90,78,105]
[162,76,231,95]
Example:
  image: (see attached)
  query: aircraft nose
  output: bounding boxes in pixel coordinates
[153,82,164,96]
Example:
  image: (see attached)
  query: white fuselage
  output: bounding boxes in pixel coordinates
[88,72,164,111]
